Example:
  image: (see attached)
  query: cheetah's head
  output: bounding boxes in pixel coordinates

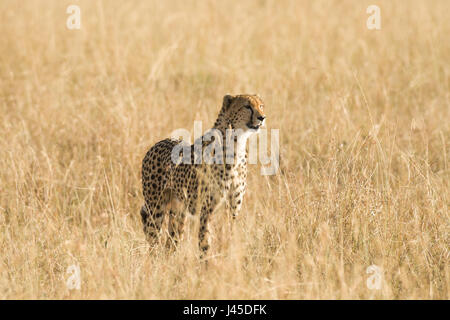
[220,94,266,132]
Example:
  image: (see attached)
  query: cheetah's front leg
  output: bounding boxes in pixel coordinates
[165,195,187,250]
[166,209,187,250]
[228,182,246,219]
[198,200,218,259]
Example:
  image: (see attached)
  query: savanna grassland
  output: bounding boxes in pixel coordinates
[0,0,448,299]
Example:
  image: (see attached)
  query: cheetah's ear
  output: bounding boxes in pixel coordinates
[222,94,235,111]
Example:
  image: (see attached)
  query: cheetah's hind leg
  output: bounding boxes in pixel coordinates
[165,194,187,251]
[141,199,168,250]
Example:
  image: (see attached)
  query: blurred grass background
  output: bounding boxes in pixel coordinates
[0,0,448,299]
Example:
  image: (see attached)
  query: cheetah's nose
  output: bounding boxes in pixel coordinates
[257,116,265,121]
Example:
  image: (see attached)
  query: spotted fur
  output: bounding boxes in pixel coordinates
[141,94,265,257]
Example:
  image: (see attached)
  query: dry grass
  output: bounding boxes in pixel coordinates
[0,0,449,299]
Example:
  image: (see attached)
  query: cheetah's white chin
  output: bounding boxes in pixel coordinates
[246,118,265,131]
[246,123,262,130]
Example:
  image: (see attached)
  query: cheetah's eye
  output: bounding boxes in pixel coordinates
[244,105,252,110]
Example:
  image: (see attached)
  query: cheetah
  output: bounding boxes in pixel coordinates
[140,94,266,258]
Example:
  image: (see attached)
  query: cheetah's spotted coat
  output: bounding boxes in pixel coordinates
[141,94,266,257]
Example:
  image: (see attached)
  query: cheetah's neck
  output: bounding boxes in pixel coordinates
[211,117,252,166]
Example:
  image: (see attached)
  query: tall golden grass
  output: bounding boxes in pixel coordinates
[0,0,448,299]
